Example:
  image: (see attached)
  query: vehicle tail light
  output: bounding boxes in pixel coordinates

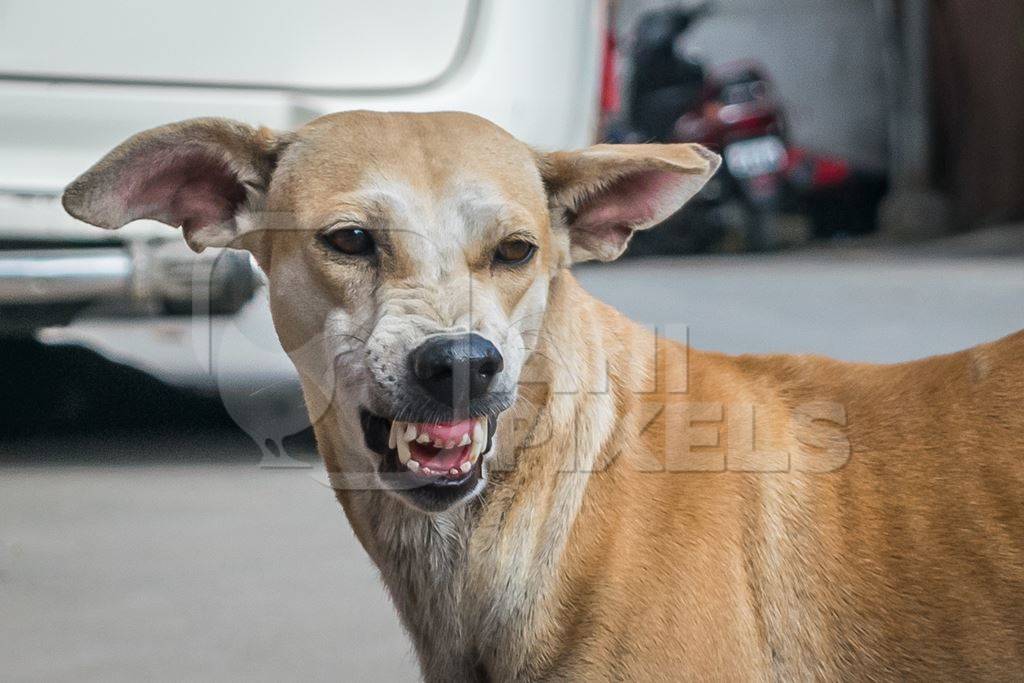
[599,26,621,117]
[785,148,851,189]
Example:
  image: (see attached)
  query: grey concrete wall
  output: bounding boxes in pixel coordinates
[615,0,889,170]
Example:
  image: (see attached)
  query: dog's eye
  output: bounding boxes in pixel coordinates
[493,239,536,266]
[324,228,375,256]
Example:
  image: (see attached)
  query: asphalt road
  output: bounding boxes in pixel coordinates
[3,247,1022,682]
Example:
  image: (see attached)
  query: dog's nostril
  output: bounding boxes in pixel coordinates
[477,357,501,379]
[411,333,504,408]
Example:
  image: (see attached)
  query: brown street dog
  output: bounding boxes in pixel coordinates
[64,111,1023,680]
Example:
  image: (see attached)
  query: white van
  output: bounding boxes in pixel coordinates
[0,0,611,332]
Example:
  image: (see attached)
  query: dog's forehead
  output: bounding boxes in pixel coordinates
[276,111,548,227]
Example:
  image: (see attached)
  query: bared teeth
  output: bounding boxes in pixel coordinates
[386,417,493,476]
[472,418,486,449]
[397,435,411,464]
[388,421,400,450]
[469,416,488,463]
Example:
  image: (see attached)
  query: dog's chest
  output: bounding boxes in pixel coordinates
[368,503,554,681]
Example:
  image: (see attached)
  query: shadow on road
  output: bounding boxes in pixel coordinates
[1,339,316,466]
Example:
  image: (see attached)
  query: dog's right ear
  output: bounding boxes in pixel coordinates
[62,118,292,254]
[537,143,720,263]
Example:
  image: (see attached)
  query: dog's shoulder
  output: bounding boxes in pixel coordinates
[968,327,1024,381]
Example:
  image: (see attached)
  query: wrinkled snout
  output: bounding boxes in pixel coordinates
[410,333,504,409]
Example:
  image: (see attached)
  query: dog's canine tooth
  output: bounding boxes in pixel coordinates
[388,421,401,450]
[472,418,486,448]
[417,433,431,444]
[458,433,471,447]
[397,437,411,464]
[459,460,472,474]
[406,459,420,472]
[404,424,417,442]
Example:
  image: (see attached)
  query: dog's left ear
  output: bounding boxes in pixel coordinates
[62,117,292,254]
[538,143,720,262]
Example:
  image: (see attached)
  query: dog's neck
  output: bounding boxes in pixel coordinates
[317,270,643,680]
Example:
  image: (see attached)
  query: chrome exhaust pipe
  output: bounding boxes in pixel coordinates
[0,245,256,313]
[0,249,132,304]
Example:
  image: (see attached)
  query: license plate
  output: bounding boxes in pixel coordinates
[724,136,786,178]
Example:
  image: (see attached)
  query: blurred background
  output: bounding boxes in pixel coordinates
[1,1,1022,680]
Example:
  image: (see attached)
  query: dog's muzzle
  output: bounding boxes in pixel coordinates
[356,333,511,511]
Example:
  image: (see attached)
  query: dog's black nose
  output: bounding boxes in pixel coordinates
[411,333,504,408]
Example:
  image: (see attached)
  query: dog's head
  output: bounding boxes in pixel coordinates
[63,111,718,512]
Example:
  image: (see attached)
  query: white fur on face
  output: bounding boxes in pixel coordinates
[290,175,549,446]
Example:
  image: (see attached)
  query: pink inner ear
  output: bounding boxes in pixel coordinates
[119,146,246,234]
[573,168,682,233]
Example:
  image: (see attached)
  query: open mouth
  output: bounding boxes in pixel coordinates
[389,418,490,478]
[360,409,497,510]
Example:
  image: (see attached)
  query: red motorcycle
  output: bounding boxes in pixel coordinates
[616,4,882,254]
